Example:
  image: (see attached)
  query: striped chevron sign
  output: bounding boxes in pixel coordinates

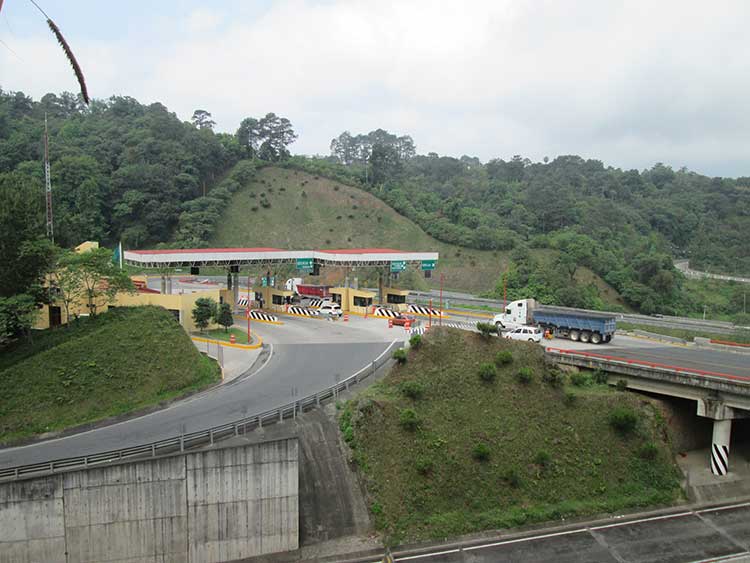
[237,297,251,307]
[408,304,444,317]
[305,299,327,308]
[288,306,319,317]
[711,443,729,476]
[248,310,278,323]
[373,307,399,318]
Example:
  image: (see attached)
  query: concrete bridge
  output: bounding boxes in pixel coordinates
[547,348,750,477]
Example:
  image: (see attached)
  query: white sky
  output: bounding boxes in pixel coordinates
[2,0,750,176]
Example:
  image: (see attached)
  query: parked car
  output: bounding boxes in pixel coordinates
[318,302,343,318]
[504,326,543,343]
[391,312,417,327]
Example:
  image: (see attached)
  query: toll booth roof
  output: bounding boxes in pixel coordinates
[385,288,410,295]
[331,287,376,296]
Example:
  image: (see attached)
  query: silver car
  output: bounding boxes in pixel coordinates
[504,326,543,343]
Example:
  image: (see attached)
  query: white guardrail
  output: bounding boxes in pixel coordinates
[0,342,398,482]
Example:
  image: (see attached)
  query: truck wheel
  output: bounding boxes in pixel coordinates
[569,330,580,341]
[590,332,602,345]
[580,331,591,343]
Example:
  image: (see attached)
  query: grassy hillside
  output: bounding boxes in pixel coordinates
[339,329,680,544]
[211,166,627,306]
[0,306,220,445]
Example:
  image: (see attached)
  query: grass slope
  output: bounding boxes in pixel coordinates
[0,306,220,445]
[211,166,627,307]
[340,329,681,544]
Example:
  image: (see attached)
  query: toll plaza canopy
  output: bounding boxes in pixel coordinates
[124,247,439,268]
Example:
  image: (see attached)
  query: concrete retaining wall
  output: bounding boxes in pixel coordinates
[0,439,298,563]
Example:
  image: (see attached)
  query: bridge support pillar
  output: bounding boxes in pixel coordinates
[710,419,731,476]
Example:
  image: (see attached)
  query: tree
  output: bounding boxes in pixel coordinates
[192,297,216,332]
[216,302,233,332]
[0,294,37,344]
[59,247,132,316]
[191,109,216,130]
[48,250,84,324]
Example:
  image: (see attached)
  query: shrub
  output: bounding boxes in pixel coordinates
[342,425,354,444]
[494,350,513,366]
[476,322,497,338]
[336,215,342,220]
[478,362,497,382]
[639,442,659,460]
[616,379,628,391]
[543,368,565,388]
[392,348,407,364]
[515,366,533,384]
[348,214,355,219]
[472,442,490,461]
[505,467,522,488]
[609,407,638,435]
[570,372,592,387]
[409,334,423,349]
[301,190,307,197]
[400,380,424,400]
[251,206,259,212]
[534,450,552,468]
[399,408,419,431]
[564,390,577,406]
[415,457,433,475]
[593,369,609,384]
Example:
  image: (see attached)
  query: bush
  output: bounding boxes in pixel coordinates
[478,362,497,382]
[505,467,522,488]
[472,442,490,461]
[392,348,407,364]
[400,380,424,400]
[609,407,638,435]
[564,390,577,406]
[593,369,609,385]
[570,372,592,387]
[251,206,259,212]
[543,368,565,388]
[515,366,533,384]
[409,334,423,349]
[476,322,497,338]
[494,350,513,366]
[399,408,420,431]
[534,450,552,468]
[415,457,434,475]
[342,425,354,444]
[616,379,628,391]
[639,442,659,460]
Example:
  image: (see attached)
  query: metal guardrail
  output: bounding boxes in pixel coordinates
[0,341,399,483]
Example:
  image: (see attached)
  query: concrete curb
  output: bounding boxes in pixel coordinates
[191,334,263,350]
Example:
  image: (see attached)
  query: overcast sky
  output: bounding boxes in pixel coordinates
[2,0,749,177]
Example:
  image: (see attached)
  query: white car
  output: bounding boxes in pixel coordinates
[318,302,343,318]
[504,326,543,343]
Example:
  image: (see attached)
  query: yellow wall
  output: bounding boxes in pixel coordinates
[330,287,376,314]
[251,286,294,313]
[384,289,410,312]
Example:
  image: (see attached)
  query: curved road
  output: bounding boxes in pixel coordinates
[0,315,397,470]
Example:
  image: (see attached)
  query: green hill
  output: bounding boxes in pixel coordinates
[0,306,220,445]
[339,329,681,544]
[211,166,627,305]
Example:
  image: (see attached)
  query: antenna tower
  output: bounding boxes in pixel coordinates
[44,113,54,242]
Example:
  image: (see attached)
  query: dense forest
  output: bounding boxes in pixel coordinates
[1,90,748,323]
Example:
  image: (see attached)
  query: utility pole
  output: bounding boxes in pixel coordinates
[44,113,54,242]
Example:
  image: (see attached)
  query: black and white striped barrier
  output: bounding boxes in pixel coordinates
[409,326,428,335]
[237,297,251,307]
[711,443,729,476]
[304,299,327,308]
[408,304,444,317]
[248,310,278,323]
[373,307,400,318]
[288,306,319,317]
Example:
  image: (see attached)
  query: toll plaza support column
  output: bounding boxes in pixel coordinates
[378,269,384,305]
[232,272,239,306]
[160,274,166,294]
[711,419,732,476]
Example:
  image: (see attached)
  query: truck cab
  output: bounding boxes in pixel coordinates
[492,299,532,330]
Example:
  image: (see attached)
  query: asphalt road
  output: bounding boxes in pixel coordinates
[0,315,396,470]
[365,503,750,563]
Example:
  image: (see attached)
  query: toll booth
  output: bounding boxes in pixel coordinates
[330,287,376,314]
[383,288,410,312]
[253,286,294,312]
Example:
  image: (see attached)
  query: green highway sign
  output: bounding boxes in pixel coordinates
[390,260,406,273]
[296,258,314,270]
[261,276,276,287]
[421,260,436,271]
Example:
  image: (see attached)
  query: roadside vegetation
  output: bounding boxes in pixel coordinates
[339,328,681,544]
[0,306,220,445]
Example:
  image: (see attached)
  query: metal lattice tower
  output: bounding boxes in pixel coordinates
[44,113,54,242]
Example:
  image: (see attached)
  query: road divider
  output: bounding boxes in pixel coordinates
[408,304,447,318]
[191,334,263,350]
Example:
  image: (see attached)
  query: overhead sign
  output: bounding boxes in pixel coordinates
[261,276,275,287]
[296,258,313,270]
[421,260,436,271]
[390,260,406,273]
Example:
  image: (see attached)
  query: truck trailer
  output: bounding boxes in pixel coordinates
[492,299,617,344]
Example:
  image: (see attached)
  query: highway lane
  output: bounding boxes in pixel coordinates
[0,316,397,470]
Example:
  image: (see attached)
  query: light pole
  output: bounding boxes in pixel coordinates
[439,273,444,327]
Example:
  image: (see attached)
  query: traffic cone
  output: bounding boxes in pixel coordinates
[344,313,349,322]
[388,318,393,329]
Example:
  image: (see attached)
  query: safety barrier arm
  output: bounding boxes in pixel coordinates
[0,341,399,482]
[545,347,750,384]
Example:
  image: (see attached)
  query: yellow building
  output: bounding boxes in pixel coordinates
[330,287,376,315]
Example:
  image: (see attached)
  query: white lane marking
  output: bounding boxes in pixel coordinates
[696,501,750,514]
[590,511,694,530]
[396,548,461,560]
[688,552,750,563]
[463,528,587,551]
